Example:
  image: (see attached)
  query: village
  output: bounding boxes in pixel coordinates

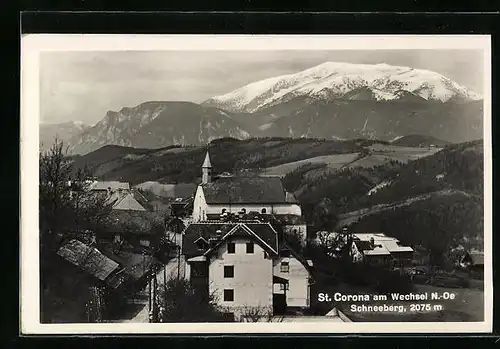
[45,150,484,323]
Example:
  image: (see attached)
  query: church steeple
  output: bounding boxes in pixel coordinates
[202,151,212,184]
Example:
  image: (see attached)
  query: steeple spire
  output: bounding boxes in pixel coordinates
[202,151,212,168]
[202,151,212,184]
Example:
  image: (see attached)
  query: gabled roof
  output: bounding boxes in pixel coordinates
[202,177,288,204]
[204,223,279,257]
[202,152,212,168]
[108,190,147,211]
[182,222,279,257]
[182,223,237,257]
[57,239,120,281]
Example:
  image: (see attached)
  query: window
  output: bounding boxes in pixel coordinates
[223,289,234,302]
[224,266,234,278]
[280,261,290,273]
[227,242,235,254]
[261,208,267,214]
[280,283,289,291]
[246,242,254,254]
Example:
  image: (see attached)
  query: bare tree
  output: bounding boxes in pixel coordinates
[239,305,274,322]
[39,139,114,322]
[156,278,230,322]
[313,228,355,267]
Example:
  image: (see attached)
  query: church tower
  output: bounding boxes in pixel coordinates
[202,151,212,184]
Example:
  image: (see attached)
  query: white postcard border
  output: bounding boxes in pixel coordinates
[20,34,493,334]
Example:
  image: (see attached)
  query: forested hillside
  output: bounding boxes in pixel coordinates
[282,140,484,255]
[71,137,365,184]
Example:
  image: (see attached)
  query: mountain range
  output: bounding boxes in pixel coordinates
[40,61,484,155]
[203,61,481,112]
[39,121,90,152]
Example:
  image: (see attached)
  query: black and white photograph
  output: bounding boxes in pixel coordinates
[21,35,492,333]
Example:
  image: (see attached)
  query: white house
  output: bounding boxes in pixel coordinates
[179,221,313,321]
[192,152,302,222]
[349,233,414,266]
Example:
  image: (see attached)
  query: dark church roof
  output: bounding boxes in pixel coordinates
[202,177,289,204]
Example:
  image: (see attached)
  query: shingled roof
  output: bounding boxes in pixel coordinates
[202,177,288,204]
[182,222,279,257]
[57,239,120,281]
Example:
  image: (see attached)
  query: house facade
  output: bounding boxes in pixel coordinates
[179,221,313,321]
[192,152,302,222]
[272,252,312,308]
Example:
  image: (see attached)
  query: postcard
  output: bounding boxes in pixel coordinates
[20,34,492,334]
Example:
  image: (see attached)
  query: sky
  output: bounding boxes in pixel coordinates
[40,49,484,125]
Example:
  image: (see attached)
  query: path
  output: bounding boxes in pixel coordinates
[119,259,186,323]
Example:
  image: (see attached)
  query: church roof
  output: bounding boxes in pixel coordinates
[202,177,288,204]
[202,152,212,168]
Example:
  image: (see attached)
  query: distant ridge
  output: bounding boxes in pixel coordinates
[390,134,451,148]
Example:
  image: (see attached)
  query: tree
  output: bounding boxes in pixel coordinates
[156,278,230,322]
[239,305,274,322]
[39,139,114,322]
[283,228,305,254]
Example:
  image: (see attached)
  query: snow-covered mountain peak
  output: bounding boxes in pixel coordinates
[203,61,482,112]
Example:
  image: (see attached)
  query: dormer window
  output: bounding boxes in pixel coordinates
[195,237,209,250]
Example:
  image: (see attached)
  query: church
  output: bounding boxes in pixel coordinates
[192,152,303,223]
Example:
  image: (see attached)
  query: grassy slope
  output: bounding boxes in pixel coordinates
[71,137,365,185]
